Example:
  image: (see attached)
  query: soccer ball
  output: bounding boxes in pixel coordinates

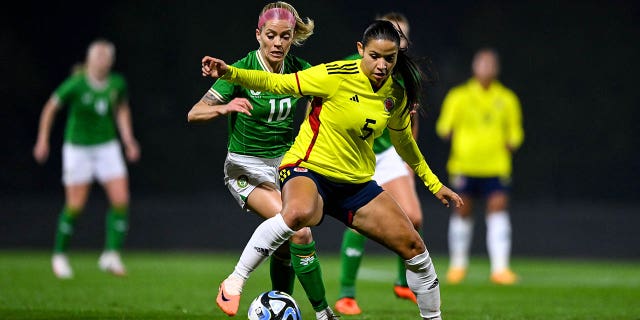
[247,290,302,320]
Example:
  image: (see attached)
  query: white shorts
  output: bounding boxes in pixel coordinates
[224,152,282,210]
[62,140,127,186]
[373,146,410,186]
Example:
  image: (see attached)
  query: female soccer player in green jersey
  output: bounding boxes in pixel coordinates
[187,2,335,319]
[202,20,464,319]
[33,39,140,279]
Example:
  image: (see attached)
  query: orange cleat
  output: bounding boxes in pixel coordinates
[216,282,241,316]
[334,297,362,315]
[490,269,519,285]
[446,267,467,284]
[393,285,417,304]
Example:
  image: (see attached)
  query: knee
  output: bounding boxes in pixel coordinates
[290,227,313,245]
[487,193,508,212]
[110,198,129,209]
[65,205,84,216]
[454,206,472,217]
[282,208,314,231]
[398,233,426,260]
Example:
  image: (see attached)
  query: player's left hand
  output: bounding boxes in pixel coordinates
[434,185,464,208]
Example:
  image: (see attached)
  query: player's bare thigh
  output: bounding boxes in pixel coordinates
[65,183,92,211]
[280,176,324,231]
[351,191,425,259]
[486,191,508,213]
[246,182,281,219]
[102,177,129,207]
[382,174,422,228]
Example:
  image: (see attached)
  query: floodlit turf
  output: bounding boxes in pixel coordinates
[1,250,639,319]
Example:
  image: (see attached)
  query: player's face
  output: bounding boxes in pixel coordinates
[472,51,499,83]
[357,39,398,88]
[256,19,294,66]
[86,44,114,78]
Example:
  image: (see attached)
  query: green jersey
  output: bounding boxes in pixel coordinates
[344,53,393,154]
[54,72,128,145]
[209,50,312,158]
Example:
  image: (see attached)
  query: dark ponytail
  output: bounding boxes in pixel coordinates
[362,20,425,115]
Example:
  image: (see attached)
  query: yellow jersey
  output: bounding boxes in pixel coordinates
[436,78,524,177]
[222,60,443,194]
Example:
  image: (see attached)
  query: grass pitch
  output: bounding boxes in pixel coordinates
[1,250,638,319]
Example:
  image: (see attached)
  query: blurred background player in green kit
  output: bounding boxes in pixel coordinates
[33,38,140,279]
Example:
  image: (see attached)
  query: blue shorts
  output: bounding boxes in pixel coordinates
[449,175,510,198]
[279,166,383,227]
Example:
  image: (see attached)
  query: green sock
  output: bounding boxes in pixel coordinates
[396,255,408,286]
[105,206,128,251]
[396,229,422,286]
[290,241,328,312]
[270,251,295,294]
[53,207,79,253]
[339,228,367,299]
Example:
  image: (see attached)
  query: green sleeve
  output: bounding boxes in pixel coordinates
[54,75,81,106]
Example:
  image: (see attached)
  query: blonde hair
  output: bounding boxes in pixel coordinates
[377,12,410,39]
[259,1,314,46]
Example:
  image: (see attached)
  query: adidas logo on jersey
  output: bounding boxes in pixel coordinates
[349,94,360,102]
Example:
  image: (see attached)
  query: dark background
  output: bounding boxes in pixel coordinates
[2,0,638,258]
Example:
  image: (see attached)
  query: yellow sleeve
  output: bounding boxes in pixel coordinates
[222,64,339,98]
[506,91,524,150]
[435,88,459,139]
[389,105,443,194]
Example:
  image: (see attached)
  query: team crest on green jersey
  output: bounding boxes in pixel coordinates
[237,175,249,188]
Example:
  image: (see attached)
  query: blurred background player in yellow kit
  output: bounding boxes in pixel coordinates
[436,48,523,285]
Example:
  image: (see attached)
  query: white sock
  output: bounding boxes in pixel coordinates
[486,211,511,273]
[227,214,295,294]
[405,250,441,320]
[448,214,473,268]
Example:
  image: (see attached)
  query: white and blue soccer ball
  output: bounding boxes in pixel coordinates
[247,290,302,320]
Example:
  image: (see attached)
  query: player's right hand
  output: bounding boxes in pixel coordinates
[201,56,229,78]
[219,98,253,116]
[33,141,49,164]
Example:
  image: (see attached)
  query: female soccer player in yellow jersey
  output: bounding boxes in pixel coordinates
[335,12,424,315]
[436,48,523,285]
[202,20,463,319]
[187,2,334,319]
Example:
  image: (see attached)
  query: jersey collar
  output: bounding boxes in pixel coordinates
[357,60,394,94]
[256,50,284,74]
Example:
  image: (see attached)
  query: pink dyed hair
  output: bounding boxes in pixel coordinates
[258,7,296,29]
